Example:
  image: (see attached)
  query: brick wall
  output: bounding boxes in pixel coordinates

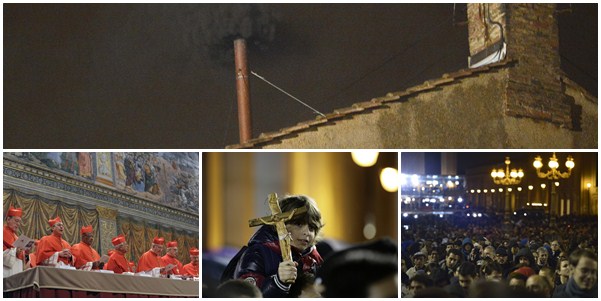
[467,3,575,128]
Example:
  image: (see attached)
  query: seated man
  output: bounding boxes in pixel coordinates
[138,236,167,273]
[182,248,199,277]
[161,241,183,275]
[70,225,105,269]
[105,235,131,274]
[36,217,75,266]
[3,206,25,275]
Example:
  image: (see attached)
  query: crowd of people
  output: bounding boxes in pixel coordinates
[4,206,199,277]
[401,213,598,298]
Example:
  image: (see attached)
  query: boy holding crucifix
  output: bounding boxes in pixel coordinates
[221,194,324,297]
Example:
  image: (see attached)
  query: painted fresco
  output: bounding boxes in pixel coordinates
[4,152,199,213]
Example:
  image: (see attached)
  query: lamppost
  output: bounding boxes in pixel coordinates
[533,153,574,224]
[491,157,524,222]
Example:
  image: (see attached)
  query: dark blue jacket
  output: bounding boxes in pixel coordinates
[224,225,323,297]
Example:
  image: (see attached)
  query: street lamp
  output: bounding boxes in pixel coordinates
[533,153,574,179]
[491,157,524,185]
[533,153,574,224]
[491,157,524,222]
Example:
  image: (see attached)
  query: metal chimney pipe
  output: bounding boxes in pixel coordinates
[234,38,252,144]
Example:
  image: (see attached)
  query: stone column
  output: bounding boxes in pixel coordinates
[97,206,118,256]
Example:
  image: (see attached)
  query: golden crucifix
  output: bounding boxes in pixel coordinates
[248,193,307,270]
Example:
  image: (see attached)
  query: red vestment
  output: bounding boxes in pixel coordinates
[161,254,183,275]
[27,253,37,269]
[3,225,24,260]
[182,262,199,276]
[36,232,74,266]
[70,241,100,269]
[137,250,164,272]
[105,250,131,274]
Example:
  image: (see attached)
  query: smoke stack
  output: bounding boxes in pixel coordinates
[234,38,252,144]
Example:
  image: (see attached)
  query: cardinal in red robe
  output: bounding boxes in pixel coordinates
[161,241,183,275]
[105,234,131,274]
[3,206,24,260]
[137,236,165,272]
[70,225,102,269]
[182,247,199,277]
[36,216,75,266]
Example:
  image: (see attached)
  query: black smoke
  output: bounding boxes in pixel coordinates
[180,4,279,65]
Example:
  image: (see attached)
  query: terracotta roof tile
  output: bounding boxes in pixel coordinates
[227,59,515,149]
[334,106,365,115]
[353,100,383,110]
[297,118,329,128]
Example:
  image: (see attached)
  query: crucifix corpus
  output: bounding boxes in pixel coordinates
[248,193,307,282]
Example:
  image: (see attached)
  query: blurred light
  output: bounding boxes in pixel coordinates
[491,189,495,193]
[524,213,527,216]
[528,185,534,190]
[448,205,452,208]
[455,181,460,185]
[411,175,420,186]
[543,203,548,207]
[426,180,432,185]
[457,197,463,203]
[472,213,477,218]
[363,223,377,239]
[448,196,453,201]
[455,176,459,179]
[541,183,546,189]
[517,187,522,191]
[554,182,559,187]
[566,156,575,169]
[548,158,559,169]
[527,203,530,206]
[483,189,488,193]
[447,181,455,188]
[587,183,592,188]
[433,175,438,179]
[477,189,481,193]
[507,188,512,192]
[402,213,408,218]
[466,213,470,217]
[470,189,475,193]
[380,167,399,192]
[422,187,425,191]
[425,203,429,207]
[477,213,482,217]
[448,175,452,179]
[466,205,470,208]
[513,212,517,215]
[439,214,444,218]
[533,156,543,169]
[531,203,542,206]
[433,180,439,186]
[351,151,379,167]
[403,225,409,230]
[413,215,418,219]
[499,188,503,192]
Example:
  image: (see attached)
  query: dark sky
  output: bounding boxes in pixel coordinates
[4,4,597,148]
[403,152,594,175]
